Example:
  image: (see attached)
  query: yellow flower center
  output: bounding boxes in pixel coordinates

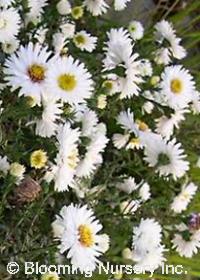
[78,224,94,247]
[67,148,79,169]
[58,74,77,92]
[74,34,86,45]
[181,192,190,200]
[71,6,83,19]
[136,120,149,131]
[103,80,113,91]
[0,18,7,29]
[170,79,183,94]
[28,64,45,83]
[130,137,140,145]
[30,150,47,169]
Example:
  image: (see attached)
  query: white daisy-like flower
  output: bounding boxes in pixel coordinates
[156,109,186,140]
[137,59,152,77]
[139,182,151,202]
[2,38,19,54]
[142,101,154,115]
[128,20,144,40]
[170,36,187,60]
[84,0,109,16]
[155,20,175,43]
[52,204,109,271]
[191,91,200,114]
[73,31,97,52]
[132,218,166,272]
[112,133,130,149]
[0,0,14,8]
[45,56,93,105]
[60,22,75,39]
[102,74,121,96]
[0,8,20,43]
[0,155,10,174]
[56,0,71,15]
[118,65,142,98]
[9,162,25,182]
[172,230,200,258]
[154,47,171,65]
[75,109,98,137]
[34,27,48,44]
[114,0,131,11]
[117,109,139,135]
[53,123,81,192]
[154,20,186,60]
[171,182,198,213]
[76,123,108,178]
[52,32,67,54]
[143,136,189,180]
[4,42,52,104]
[35,92,63,138]
[103,28,138,70]
[116,176,139,194]
[26,0,47,24]
[160,65,195,110]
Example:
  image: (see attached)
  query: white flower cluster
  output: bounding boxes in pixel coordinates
[0,0,199,275]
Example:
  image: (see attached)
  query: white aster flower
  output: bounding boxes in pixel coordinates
[75,109,98,137]
[2,38,19,54]
[76,123,108,178]
[53,123,80,192]
[116,176,139,194]
[155,20,175,43]
[171,182,198,213]
[137,59,152,77]
[4,42,52,104]
[172,230,200,258]
[143,136,189,180]
[0,155,10,174]
[114,0,131,11]
[142,101,154,115]
[191,91,200,114]
[132,218,166,272]
[117,109,138,135]
[139,182,151,202]
[53,204,109,271]
[84,0,109,16]
[35,92,63,138]
[154,20,186,60]
[9,162,25,181]
[56,0,71,15]
[0,0,14,7]
[128,20,144,40]
[60,22,75,39]
[103,28,138,69]
[34,27,48,44]
[160,65,195,110]
[0,8,20,43]
[26,0,47,24]
[112,133,130,149]
[46,56,93,105]
[118,65,142,98]
[52,32,67,54]
[73,31,97,52]
[156,109,186,140]
[154,47,171,65]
